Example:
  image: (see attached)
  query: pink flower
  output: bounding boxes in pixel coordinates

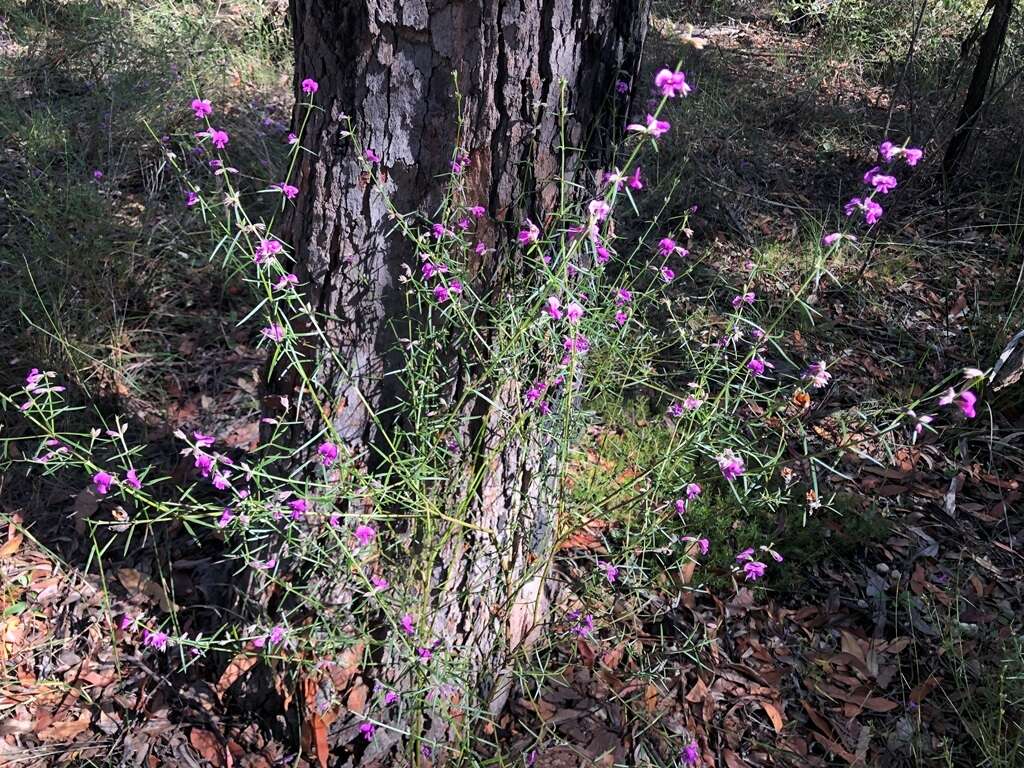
[287,132,298,144]
[384,690,399,705]
[269,625,286,644]
[468,205,486,217]
[274,273,299,290]
[736,547,755,562]
[142,629,169,651]
[683,395,702,411]
[433,284,451,303]
[599,562,619,583]
[844,197,883,225]
[747,357,767,376]
[518,219,540,245]
[209,129,229,149]
[563,334,590,355]
[864,166,898,194]
[658,237,689,257]
[731,292,755,308]
[675,498,688,515]
[822,232,842,246]
[957,390,977,419]
[628,167,644,190]
[627,114,670,138]
[365,148,381,163]
[274,182,299,199]
[261,324,285,343]
[288,498,308,519]
[255,239,282,264]
[217,508,234,527]
[660,266,675,282]
[120,614,135,631]
[654,68,691,98]
[683,536,710,556]
[93,471,114,495]
[743,561,767,581]
[804,361,832,388]
[125,468,142,490]
[544,296,564,320]
[354,524,376,547]
[400,614,415,635]
[879,141,899,162]
[615,310,628,326]
[190,98,212,119]
[668,403,685,418]
[565,302,584,324]
[681,739,700,765]
[359,722,376,741]
[569,612,594,637]
[686,483,702,499]
[371,575,389,591]
[318,442,339,466]
[904,147,923,166]
[717,450,745,481]
[588,200,611,221]
[185,191,199,207]
[615,288,632,306]
[301,78,319,94]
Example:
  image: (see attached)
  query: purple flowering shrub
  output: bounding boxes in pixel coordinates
[0,59,993,758]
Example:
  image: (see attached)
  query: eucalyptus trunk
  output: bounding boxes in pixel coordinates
[271,1,649,763]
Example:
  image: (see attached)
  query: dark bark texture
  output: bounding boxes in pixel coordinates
[276,1,649,764]
[943,0,1014,178]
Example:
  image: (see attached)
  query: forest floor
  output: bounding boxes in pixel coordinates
[1,1,1023,766]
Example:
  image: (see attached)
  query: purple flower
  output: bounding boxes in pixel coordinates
[191,98,213,119]
[354,523,376,547]
[125,468,142,490]
[616,80,630,94]
[318,441,339,466]
[615,310,628,326]
[668,403,685,418]
[274,273,299,290]
[717,450,745,481]
[844,197,883,225]
[683,536,710,556]
[433,284,451,303]
[365,148,381,164]
[654,68,691,98]
[269,625,286,644]
[288,498,308,519]
[879,141,899,162]
[185,191,199,207]
[400,613,416,635]
[864,166,898,194]
[274,182,299,199]
[120,614,135,631]
[731,292,755,309]
[957,390,977,419]
[627,114,670,138]
[93,471,114,495]
[681,739,700,765]
[518,219,540,245]
[301,78,319,94]
[255,239,282,264]
[804,361,832,389]
[628,167,644,190]
[660,266,675,282]
[904,147,923,166]
[384,690,399,705]
[359,722,375,741]
[747,357,767,376]
[743,560,768,581]
[209,129,229,149]
[686,483,702,499]
[569,612,595,637]
[599,562,619,583]
[217,508,234,528]
[261,324,285,343]
[142,629,169,651]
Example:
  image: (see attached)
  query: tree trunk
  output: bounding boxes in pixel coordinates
[942,0,1014,179]
[272,1,649,764]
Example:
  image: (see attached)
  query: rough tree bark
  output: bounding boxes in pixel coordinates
[274,1,649,764]
[942,0,1015,179]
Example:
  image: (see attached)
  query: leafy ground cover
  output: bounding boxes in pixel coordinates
[1,1,1022,766]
